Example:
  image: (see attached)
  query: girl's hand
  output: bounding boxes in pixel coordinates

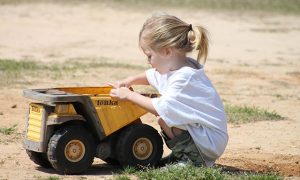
[105,78,132,88]
[110,87,132,100]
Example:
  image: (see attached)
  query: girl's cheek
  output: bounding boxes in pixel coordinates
[149,59,156,66]
[150,62,156,68]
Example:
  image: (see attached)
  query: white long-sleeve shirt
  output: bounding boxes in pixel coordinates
[145,60,228,167]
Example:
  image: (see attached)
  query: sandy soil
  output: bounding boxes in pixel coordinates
[0,2,300,179]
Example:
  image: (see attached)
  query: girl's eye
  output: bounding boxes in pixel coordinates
[147,55,152,62]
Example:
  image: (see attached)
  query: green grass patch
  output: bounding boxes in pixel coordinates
[0,124,17,135]
[110,0,300,15]
[0,59,39,82]
[225,104,284,124]
[118,164,224,180]
[114,164,282,180]
[0,59,39,72]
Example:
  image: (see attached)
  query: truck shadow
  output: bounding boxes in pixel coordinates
[86,163,122,175]
[36,163,122,176]
[215,164,254,175]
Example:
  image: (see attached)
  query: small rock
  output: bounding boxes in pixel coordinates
[11,104,17,108]
[0,112,3,115]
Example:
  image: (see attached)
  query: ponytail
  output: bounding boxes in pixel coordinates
[188,25,209,65]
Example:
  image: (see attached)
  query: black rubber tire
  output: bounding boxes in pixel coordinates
[116,124,163,167]
[47,125,96,174]
[26,150,52,168]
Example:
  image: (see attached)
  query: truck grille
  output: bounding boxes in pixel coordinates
[27,103,43,142]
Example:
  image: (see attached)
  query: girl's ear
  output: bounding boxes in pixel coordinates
[158,47,172,57]
[164,48,172,56]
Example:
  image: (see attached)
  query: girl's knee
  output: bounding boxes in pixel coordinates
[158,118,166,127]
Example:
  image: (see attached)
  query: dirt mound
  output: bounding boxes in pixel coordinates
[218,153,300,177]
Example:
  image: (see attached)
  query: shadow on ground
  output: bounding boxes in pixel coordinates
[36,163,122,176]
[216,164,256,175]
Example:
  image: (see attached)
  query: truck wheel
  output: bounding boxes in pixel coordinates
[116,124,163,167]
[26,150,52,168]
[47,125,95,174]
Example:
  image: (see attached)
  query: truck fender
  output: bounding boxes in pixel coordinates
[46,115,86,125]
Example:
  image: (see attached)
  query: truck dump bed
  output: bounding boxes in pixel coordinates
[23,87,157,137]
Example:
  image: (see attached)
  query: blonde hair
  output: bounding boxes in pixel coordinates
[139,13,209,65]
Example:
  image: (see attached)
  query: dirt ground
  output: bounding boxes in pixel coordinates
[0,2,300,179]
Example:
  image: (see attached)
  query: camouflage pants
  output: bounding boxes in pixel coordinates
[161,130,205,166]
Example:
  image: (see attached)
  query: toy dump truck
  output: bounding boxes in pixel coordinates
[23,87,163,174]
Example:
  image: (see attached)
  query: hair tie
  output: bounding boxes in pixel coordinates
[189,24,193,31]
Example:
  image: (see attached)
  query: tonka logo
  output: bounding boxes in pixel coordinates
[31,106,40,113]
[96,100,118,106]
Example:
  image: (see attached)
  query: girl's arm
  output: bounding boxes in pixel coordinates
[107,72,149,88]
[126,72,149,86]
[110,87,158,116]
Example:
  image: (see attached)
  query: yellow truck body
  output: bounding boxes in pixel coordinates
[23,86,163,174]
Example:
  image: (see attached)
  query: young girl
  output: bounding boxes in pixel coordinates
[108,13,228,167]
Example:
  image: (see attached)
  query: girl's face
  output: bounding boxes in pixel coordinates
[140,40,171,74]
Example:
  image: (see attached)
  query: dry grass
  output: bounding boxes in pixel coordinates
[0,58,147,87]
